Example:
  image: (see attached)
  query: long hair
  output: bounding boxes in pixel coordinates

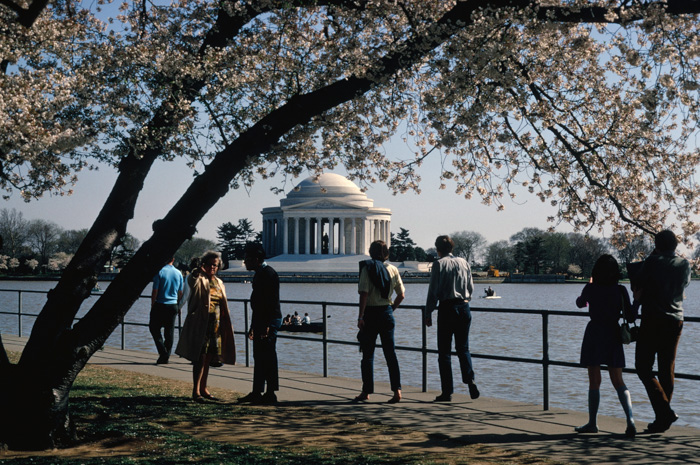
[591,254,621,286]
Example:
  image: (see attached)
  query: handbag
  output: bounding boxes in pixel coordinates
[619,288,638,344]
[620,322,633,345]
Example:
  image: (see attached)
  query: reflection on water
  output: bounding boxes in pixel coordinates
[1,280,699,429]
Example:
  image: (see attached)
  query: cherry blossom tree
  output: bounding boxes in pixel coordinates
[1,0,700,449]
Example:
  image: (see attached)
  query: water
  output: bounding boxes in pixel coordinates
[1,280,699,429]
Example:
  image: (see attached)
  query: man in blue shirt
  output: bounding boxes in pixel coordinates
[150,257,184,364]
[424,235,479,402]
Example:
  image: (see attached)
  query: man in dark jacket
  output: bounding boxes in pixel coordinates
[633,230,691,433]
[238,243,282,405]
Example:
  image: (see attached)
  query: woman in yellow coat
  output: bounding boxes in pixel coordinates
[176,251,236,401]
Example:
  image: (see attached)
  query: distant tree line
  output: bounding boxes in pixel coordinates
[0,208,143,274]
[389,226,667,278]
[0,207,682,279]
[0,208,223,275]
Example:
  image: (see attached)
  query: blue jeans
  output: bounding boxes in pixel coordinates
[253,318,282,393]
[359,305,401,393]
[437,301,475,395]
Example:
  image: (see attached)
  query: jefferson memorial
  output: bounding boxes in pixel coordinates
[260,173,392,272]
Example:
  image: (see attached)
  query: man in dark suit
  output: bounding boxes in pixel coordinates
[238,243,282,405]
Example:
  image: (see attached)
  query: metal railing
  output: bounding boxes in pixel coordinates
[2,288,699,410]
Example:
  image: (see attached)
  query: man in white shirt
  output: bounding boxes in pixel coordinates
[424,235,479,402]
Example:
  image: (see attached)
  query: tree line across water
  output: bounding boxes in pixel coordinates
[3,208,674,280]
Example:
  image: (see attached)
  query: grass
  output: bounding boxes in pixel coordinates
[0,354,560,465]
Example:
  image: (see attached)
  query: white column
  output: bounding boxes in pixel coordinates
[282,217,289,255]
[361,219,367,254]
[339,218,345,255]
[261,219,267,252]
[351,219,357,254]
[294,217,300,255]
[304,218,310,255]
[386,219,391,246]
[316,217,323,255]
[329,217,335,255]
[271,219,277,256]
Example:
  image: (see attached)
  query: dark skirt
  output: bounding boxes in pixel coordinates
[580,320,625,368]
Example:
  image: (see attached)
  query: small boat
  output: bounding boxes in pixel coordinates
[280,322,324,333]
[481,295,502,299]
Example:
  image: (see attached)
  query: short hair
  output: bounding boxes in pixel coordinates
[244,242,266,260]
[200,250,221,267]
[368,240,389,261]
[655,229,678,253]
[434,235,454,255]
[591,254,621,286]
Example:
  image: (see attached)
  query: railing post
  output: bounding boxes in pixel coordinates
[17,291,22,337]
[323,303,328,377]
[421,306,427,392]
[542,311,549,411]
[244,301,250,367]
[121,319,125,350]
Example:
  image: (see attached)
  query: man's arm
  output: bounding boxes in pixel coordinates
[358,291,368,329]
[424,263,440,325]
[392,293,404,310]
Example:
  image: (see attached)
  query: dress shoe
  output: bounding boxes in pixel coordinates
[254,392,278,405]
[574,424,598,433]
[434,393,452,402]
[237,392,262,404]
[645,412,678,433]
[468,383,480,400]
[156,356,169,364]
[625,423,637,438]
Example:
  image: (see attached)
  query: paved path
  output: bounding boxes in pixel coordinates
[4,334,700,464]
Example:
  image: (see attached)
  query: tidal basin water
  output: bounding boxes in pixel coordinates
[2,279,700,429]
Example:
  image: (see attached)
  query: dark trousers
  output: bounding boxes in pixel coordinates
[635,316,683,420]
[360,305,401,393]
[253,320,281,393]
[437,301,474,395]
[149,303,178,358]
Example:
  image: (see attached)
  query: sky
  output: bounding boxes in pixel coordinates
[3,147,572,252]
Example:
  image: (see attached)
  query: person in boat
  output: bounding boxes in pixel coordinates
[302,313,311,325]
[282,314,291,325]
[291,311,302,325]
[354,240,405,404]
[484,286,495,297]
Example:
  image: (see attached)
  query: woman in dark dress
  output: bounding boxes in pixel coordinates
[575,254,636,437]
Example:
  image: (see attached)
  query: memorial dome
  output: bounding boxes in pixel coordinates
[280,173,373,208]
[260,171,391,264]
